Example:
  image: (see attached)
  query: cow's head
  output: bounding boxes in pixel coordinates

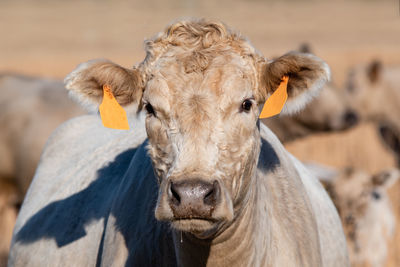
[65,19,329,238]
[346,60,383,95]
[321,167,399,266]
[344,60,387,121]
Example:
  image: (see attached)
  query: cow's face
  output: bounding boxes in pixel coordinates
[344,61,385,120]
[142,51,261,236]
[346,60,382,95]
[65,19,330,238]
[323,168,399,264]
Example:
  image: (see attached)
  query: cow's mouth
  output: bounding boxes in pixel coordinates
[171,218,219,238]
[155,178,234,236]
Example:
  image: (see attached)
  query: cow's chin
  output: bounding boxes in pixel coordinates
[171,218,220,239]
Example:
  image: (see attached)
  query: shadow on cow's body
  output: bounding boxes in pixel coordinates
[15,148,138,247]
[14,137,280,266]
[14,144,178,266]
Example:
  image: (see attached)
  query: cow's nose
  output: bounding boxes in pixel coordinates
[168,180,220,219]
[343,110,359,127]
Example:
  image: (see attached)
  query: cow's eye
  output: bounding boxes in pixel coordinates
[371,191,381,200]
[145,103,155,115]
[241,99,252,112]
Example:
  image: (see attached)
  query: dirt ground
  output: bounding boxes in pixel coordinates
[1,0,399,266]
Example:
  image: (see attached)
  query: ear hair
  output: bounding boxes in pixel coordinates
[260,52,330,114]
[64,59,143,113]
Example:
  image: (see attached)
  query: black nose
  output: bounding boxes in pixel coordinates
[168,180,220,219]
[343,110,359,128]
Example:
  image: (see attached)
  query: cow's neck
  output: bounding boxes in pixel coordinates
[172,172,271,267]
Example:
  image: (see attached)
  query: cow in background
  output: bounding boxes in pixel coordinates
[0,73,85,196]
[0,74,85,265]
[345,61,400,165]
[308,162,399,267]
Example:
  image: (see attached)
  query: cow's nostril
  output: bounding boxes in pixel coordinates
[203,181,220,206]
[168,180,221,218]
[170,182,181,205]
[204,188,214,204]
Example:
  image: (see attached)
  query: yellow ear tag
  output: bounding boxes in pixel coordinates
[99,85,130,130]
[259,76,289,119]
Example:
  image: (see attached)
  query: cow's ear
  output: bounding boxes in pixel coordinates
[372,169,399,189]
[367,60,382,84]
[64,59,144,112]
[258,52,330,115]
[379,124,400,156]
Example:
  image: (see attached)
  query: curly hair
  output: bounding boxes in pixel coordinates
[141,18,260,74]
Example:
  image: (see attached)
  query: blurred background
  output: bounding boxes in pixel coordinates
[0,0,399,266]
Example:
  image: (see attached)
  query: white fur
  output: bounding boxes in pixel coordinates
[303,161,339,183]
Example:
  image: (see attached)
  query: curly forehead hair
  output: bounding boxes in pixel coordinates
[141,18,262,73]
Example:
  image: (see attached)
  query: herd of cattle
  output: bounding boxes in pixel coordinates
[1,19,399,266]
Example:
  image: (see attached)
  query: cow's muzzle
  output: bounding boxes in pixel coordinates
[168,179,220,220]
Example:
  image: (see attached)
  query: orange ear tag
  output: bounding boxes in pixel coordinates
[99,85,130,130]
[259,76,289,119]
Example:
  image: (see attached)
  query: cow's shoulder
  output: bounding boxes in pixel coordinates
[258,123,348,266]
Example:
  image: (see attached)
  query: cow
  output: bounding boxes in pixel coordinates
[307,163,399,267]
[0,73,85,196]
[9,19,349,266]
[344,61,400,165]
[0,74,85,264]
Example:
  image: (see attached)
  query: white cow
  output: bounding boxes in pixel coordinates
[9,19,348,267]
